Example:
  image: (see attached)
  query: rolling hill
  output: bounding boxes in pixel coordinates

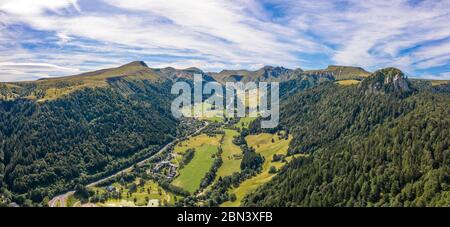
[0,61,183,205]
[305,65,371,81]
[0,61,217,102]
[209,66,304,84]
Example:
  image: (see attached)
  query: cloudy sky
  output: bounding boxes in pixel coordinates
[0,0,449,81]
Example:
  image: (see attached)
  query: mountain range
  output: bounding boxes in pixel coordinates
[0,61,376,101]
[0,61,449,207]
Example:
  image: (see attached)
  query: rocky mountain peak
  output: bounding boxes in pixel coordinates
[183,67,203,74]
[258,66,293,79]
[362,67,411,95]
[121,61,148,68]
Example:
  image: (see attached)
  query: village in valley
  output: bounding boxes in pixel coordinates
[50,104,296,207]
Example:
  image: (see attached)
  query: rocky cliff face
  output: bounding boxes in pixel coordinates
[361,67,411,95]
[209,66,304,84]
[383,69,410,91]
[154,66,215,82]
[258,66,301,81]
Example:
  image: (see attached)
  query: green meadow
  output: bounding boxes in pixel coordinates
[222,132,292,207]
[215,129,242,180]
[172,144,219,193]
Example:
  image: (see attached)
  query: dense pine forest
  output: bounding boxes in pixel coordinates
[0,78,177,205]
[244,69,450,207]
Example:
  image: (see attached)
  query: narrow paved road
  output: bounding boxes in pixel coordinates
[48,122,209,207]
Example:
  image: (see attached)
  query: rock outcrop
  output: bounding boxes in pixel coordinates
[361,67,411,95]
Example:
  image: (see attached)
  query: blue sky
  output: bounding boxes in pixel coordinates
[0,0,449,81]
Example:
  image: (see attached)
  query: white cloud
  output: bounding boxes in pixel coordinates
[0,62,79,71]
[0,61,80,81]
[0,0,329,81]
[56,31,72,45]
[418,72,450,81]
[0,0,79,15]
[296,0,449,79]
[0,0,449,81]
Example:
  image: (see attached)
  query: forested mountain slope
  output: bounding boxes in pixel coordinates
[0,61,334,206]
[1,62,448,207]
[244,68,450,207]
[0,63,180,205]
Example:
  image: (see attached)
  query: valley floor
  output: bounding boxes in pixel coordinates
[51,116,305,207]
[222,133,293,207]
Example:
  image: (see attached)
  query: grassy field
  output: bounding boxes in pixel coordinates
[431,80,450,86]
[181,102,225,122]
[336,79,361,86]
[221,132,292,207]
[215,129,242,180]
[235,117,256,129]
[205,116,224,123]
[66,194,78,207]
[172,134,222,164]
[172,144,219,193]
[94,179,177,207]
[171,133,223,194]
[306,66,370,80]
[62,178,177,207]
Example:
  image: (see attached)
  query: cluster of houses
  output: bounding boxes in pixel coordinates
[105,185,116,192]
[152,161,177,179]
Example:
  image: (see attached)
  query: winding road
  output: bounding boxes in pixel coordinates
[48,122,209,207]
